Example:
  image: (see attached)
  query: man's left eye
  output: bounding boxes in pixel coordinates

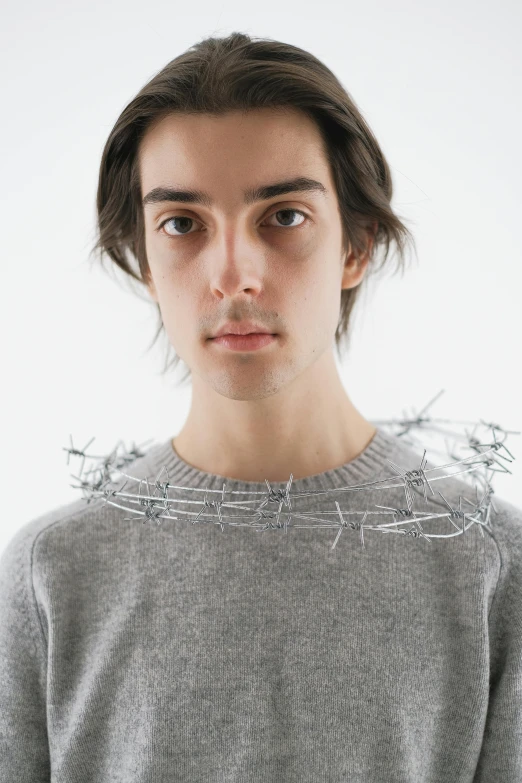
[264,209,307,228]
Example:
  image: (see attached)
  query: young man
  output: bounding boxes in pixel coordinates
[1,32,521,783]
[140,106,378,484]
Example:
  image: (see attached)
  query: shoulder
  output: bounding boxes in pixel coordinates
[0,495,106,585]
[485,493,522,551]
[384,428,522,558]
[482,493,522,611]
[0,442,162,577]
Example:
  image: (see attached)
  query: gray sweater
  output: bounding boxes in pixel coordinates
[1,427,521,782]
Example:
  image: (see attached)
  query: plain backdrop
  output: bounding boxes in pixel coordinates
[1,0,521,557]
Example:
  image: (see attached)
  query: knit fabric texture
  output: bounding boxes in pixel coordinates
[1,426,521,782]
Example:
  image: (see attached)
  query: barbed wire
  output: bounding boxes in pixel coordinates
[63,389,519,550]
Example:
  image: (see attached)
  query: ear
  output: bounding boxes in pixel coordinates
[341,222,377,291]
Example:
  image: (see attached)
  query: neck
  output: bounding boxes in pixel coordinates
[172,352,377,483]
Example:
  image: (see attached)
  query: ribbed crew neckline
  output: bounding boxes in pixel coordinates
[141,426,400,495]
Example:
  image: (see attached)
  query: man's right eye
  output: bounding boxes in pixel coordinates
[157,216,201,237]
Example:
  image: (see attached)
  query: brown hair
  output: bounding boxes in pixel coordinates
[89,31,417,386]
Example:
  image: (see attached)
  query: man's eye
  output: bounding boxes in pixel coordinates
[264,209,308,228]
[157,208,308,237]
[157,216,201,236]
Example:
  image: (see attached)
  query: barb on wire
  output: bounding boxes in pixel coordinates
[63,390,520,550]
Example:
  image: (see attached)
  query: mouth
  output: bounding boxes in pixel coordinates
[209,333,278,351]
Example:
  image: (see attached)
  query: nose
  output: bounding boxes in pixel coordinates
[207,223,267,298]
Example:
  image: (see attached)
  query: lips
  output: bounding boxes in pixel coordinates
[211,321,274,338]
[210,333,277,351]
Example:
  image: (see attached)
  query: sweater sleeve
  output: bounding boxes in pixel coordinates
[472,500,522,781]
[0,526,51,782]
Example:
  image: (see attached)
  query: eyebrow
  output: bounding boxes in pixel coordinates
[142,176,327,208]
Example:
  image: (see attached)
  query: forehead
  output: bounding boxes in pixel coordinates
[138,107,332,190]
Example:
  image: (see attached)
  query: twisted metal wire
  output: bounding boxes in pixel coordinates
[63,389,519,549]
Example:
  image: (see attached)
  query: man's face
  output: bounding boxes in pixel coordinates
[139,107,368,400]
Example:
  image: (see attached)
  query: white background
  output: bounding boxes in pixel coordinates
[1,0,521,557]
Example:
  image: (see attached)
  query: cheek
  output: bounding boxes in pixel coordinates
[298,265,342,334]
[290,241,340,294]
